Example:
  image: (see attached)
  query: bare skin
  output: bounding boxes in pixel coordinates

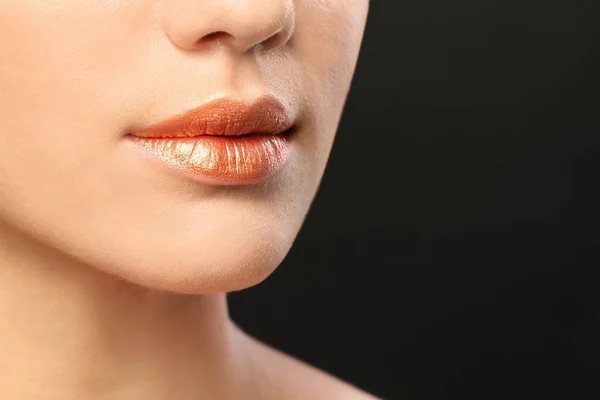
[0,0,373,398]
[0,221,379,399]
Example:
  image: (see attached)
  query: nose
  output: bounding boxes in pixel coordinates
[162,0,295,53]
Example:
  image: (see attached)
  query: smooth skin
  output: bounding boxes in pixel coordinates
[0,0,375,399]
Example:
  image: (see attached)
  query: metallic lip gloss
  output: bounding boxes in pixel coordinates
[125,95,294,185]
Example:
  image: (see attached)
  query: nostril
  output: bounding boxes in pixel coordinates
[196,31,230,46]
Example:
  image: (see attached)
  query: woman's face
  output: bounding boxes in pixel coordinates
[0,0,368,294]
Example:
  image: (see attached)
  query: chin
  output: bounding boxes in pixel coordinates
[0,145,317,296]
[108,236,294,295]
[38,208,302,296]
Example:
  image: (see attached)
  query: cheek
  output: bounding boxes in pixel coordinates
[0,1,153,222]
[295,0,369,97]
[0,1,154,135]
[283,0,368,174]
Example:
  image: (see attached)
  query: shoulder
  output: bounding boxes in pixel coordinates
[235,326,382,400]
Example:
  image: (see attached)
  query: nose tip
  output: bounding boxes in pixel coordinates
[163,0,295,53]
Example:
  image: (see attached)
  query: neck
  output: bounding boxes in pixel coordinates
[0,222,252,399]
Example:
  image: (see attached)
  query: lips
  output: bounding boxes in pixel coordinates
[126,95,294,185]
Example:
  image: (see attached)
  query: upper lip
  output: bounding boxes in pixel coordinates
[128,95,293,138]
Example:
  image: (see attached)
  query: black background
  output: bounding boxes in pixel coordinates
[229,1,600,399]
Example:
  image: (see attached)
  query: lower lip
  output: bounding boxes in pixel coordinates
[125,133,292,185]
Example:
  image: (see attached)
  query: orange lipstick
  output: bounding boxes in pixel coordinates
[126,95,293,185]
